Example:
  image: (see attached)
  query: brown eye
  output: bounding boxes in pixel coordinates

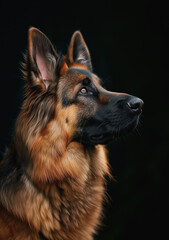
[80,87,87,94]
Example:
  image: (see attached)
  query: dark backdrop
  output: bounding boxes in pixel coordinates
[0,1,168,239]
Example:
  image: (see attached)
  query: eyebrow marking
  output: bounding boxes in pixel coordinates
[69,67,92,80]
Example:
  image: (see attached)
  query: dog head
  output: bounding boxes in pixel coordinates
[14,27,143,181]
[19,28,144,146]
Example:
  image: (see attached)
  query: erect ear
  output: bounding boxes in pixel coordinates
[67,31,92,71]
[28,27,59,89]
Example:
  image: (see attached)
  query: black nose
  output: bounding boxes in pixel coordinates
[127,97,144,114]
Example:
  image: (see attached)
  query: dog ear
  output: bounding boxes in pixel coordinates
[27,27,59,89]
[67,31,92,71]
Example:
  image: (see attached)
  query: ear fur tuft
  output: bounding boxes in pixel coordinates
[60,62,69,75]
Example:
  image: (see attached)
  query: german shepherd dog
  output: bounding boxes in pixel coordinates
[0,28,143,240]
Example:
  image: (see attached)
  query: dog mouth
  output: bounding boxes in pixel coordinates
[91,134,104,140]
[74,112,141,145]
[81,118,139,145]
[90,133,112,144]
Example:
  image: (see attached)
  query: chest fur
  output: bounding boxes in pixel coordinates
[38,145,109,240]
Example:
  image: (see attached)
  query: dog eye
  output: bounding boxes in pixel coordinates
[80,87,87,94]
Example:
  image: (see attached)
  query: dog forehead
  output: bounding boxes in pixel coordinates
[69,67,92,79]
[69,67,102,85]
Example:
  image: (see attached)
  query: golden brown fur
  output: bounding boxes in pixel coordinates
[0,144,109,240]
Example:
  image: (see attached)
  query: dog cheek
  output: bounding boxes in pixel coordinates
[61,105,79,139]
[79,99,99,120]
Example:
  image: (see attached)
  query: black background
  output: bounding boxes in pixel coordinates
[0,1,168,239]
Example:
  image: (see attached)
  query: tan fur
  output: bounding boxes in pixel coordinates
[0,143,109,240]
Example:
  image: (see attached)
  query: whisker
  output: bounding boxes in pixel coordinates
[97,120,110,130]
[135,127,141,137]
